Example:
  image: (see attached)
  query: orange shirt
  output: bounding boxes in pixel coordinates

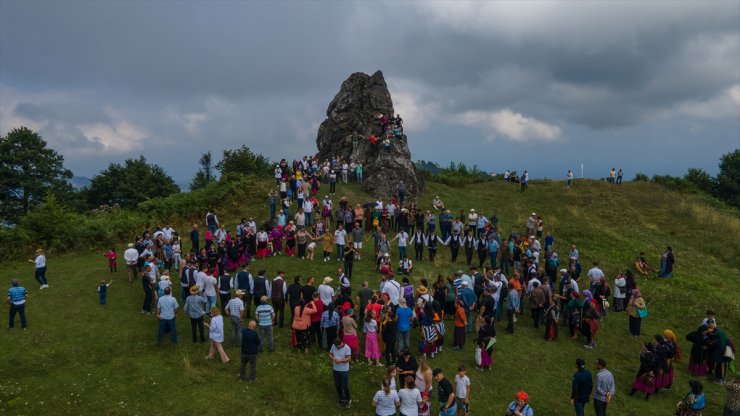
[291,303,317,330]
[509,277,522,298]
[454,305,467,328]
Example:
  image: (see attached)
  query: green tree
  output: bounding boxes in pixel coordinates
[215,145,271,179]
[684,168,714,193]
[189,151,216,191]
[714,148,740,208]
[84,156,179,208]
[0,127,74,223]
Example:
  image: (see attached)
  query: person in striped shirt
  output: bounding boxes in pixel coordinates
[225,290,245,347]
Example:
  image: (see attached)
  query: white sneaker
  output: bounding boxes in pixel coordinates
[40,285,45,290]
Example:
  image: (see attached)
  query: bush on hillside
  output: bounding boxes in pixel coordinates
[424,162,493,187]
[633,172,649,181]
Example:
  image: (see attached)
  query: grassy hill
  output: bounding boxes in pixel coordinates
[0,178,737,415]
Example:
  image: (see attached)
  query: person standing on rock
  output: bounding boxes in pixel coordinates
[397,181,407,206]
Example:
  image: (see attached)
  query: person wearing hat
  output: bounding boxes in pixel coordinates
[318,276,335,307]
[225,290,246,347]
[157,270,173,297]
[124,243,139,283]
[255,295,275,353]
[506,391,533,416]
[29,248,49,290]
[183,285,206,343]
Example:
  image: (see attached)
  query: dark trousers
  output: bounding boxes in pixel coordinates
[143,290,153,312]
[190,316,205,342]
[157,318,177,344]
[428,249,436,262]
[219,292,230,315]
[244,294,252,318]
[506,308,515,334]
[453,326,466,347]
[629,315,641,336]
[333,370,351,404]
[9,303,27,328]
[450,247,459,262]
[415,244,423,261]
[239,353,257,381]
[344,261,353,279]
[465,248,474,265]
[325,327,338,351]
[311,322,322,347]
[594,399,607,416]
[34,266,47,286]
[384,337,397,366]
[574,401,586,416]
[531,307,543,328]
[273,299,285,328]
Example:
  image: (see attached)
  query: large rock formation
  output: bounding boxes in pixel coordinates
[316,70,423,200]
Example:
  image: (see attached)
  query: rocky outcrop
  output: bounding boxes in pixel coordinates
[316,70,423,200]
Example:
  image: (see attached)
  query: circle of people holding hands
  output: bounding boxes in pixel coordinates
[9,156,737,416]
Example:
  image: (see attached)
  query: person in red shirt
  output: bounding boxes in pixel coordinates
[310,292,324,348]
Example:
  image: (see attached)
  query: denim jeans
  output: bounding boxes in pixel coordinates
[399,246,407,259]
[397,330,410,354]
[574,401,586,416]
[34,266,48,286]
[333,370,351,404]
[230,316,243,346]
[157,318,177,344]
[259,325,274,352]
[206,295,217,312]
[438,402,457,416]
[9,303,27,328]
[489,252,497,269]
[336,244,344,260]
[466,309,473,332]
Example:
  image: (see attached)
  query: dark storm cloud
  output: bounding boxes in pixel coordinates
[1,1,738,182]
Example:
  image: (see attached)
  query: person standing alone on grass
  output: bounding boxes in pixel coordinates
[330,338,353,409]
[239,321,260,383]
[98,279,112,305]
[156,286,179,345]
[594,358,615,416]
[29,248,48,289]
[571,358,593,416]
[7,279,28,330]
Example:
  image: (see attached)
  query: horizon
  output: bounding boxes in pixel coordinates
[1,1,739,184]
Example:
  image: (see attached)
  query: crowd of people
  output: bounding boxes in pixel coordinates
[6,155,739,416]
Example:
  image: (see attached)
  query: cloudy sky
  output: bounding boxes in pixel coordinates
[1,1,739,185]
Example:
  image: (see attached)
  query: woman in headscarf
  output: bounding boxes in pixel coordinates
[661,329,682,390]
[475,315,495,371]
[703,319,730,383]
[675,379,706,416]
[269,225,283,256]
[581,292,600,349]
[627,288,646,337]
[629,342,659,399]
[565,290,583,340]
[544,295,559,341]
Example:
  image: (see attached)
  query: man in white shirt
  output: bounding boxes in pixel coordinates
[587,262,605,291]
[162,224,176,242]
[334,224,347,261]
[381,274,402,305]
[124,243,139,283]
[214,225,227,243]
[392,230,409,260]
[398,256,413,275]
[302,198,314,226]
[318,276,335,306]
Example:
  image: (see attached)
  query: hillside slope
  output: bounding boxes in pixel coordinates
[0,178,737,415]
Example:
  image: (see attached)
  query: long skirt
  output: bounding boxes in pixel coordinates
[343,333,359,357]
[545,318,558,340]
[480,348,492,368]
[295,328,310,350]
[632,373,655,394]
[614,297,625,312]
[365,332,381,360]
[656,366,674,389]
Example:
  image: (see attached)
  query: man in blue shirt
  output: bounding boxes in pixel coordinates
[156,286,179,344]
[6,279,28,329]
[395,298,413,354]
[459,281,478,333]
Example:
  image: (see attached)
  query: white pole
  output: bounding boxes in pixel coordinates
[580,163,584,179]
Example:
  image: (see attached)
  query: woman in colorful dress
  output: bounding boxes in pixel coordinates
[544,295,559,341]
[675,379,705,416]
[364,309,382,366]
[476,315,495,371]
[629,342,659,399]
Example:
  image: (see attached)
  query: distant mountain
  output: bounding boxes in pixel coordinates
[415,160,443,174]
[71,176,91,189]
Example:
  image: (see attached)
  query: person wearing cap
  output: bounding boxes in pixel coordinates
[433,368,457,416]
[184,285,206,343]
[255,295,275,353]
[594,358,615,416]
[506,391,533,416]
[318,276,335,307]
[156,286,179,345]
[571,357,593,416]
[6,279,28,330]
[124,243,139,283]
[225,290,245,347]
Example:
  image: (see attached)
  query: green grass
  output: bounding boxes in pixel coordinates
[1,178,738,415]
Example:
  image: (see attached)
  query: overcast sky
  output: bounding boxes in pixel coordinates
[1,1,739,185]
